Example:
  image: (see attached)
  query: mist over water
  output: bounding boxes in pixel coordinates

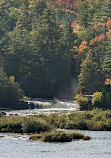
[57,78,79,99]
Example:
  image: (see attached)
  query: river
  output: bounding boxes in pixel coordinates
[0,131,111,158]
[5,98,79,116]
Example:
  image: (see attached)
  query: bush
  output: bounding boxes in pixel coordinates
[29,130,89,142]
[22,118,51,133]
[0,69,24,108]
[42,130,72,142]
[87,120,106,131]
[66,119,88,130]
[92,92,103,108]
[0,117,23,133]
[41,130,85,142]
[75,94,89,110]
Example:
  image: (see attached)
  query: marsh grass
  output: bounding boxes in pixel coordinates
[0,109,111,133]
[0,117,23,133]
[44,109,111,131]
[0,116,51,133]
[22,117,51,133]
[29,130,88,142]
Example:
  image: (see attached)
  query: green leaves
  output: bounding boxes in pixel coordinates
[79,52,103,94]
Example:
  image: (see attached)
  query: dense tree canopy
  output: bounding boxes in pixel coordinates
[0,0,111,107]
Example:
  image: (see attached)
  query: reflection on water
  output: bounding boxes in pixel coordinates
[0,131,111,158]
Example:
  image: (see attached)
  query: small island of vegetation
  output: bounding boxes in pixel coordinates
[29,130,91,142]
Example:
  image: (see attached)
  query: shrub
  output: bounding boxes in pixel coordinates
[92,92,103,108]
[22,118,51,133]
[42,130,85,142]
[87,120,106,131]
[0,69,24,108]
[70,131,84,139]
[29,130,88,142]
[42,130,72,142]
[75,94,89,110]
[66,119,88,130]
[0,117,23,133]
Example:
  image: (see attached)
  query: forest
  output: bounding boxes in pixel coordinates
[0,0,111,108]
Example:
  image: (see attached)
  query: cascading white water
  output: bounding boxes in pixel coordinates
[6,98,79,116]
[27,98,78,109]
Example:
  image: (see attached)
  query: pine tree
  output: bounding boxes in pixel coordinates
[102,39,111,77]
[79,52,104,94]
[30,8,63,97]
[78,0,89,28]
[99,0,111,23]
[16,0,31,31]
[0,16,9,53]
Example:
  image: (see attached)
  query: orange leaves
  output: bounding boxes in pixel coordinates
[71,41,87,59]
[105,78,111,85]
[106,29,111,39]
[79,41,87,52]
[106,18,111,30]
[72,41,87,53]
[90,34,104,45]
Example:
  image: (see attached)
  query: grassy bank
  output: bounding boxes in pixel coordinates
[0,109,111,133]
[0,116,51,133]
[34,109,111,131]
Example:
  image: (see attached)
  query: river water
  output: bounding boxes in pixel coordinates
[0,131,111,158]
[6,99,79,116]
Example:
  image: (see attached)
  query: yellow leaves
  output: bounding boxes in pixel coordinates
[105,78,111,85]
[71,41,87,59]
[28,4,34,9]
[59,24,63,28]
[71,41,87,53]
[9,76,15,84]
[92,91,103,105]
[79,41,87,52]
[73,23,80,34]
[72,46,78,51]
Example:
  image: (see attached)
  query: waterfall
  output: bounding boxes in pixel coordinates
[27,98,78,109]
[6,98,79,116]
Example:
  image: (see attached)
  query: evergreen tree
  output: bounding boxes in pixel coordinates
[78,0,89,28]
[79,52,103,94]
[0,16,9,53]
[102,39,111,77]
[99,0,111,23]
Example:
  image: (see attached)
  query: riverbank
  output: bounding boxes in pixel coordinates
[0,109,111,133]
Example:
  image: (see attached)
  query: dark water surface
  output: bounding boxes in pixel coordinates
[0,131,111,158]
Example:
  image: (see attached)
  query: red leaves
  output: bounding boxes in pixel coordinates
[90,34,104,45]
[71,22,77,28]
[106,18,111,30]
